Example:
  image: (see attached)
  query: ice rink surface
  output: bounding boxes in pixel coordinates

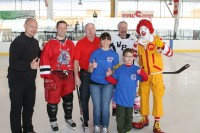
[0,52,200,133]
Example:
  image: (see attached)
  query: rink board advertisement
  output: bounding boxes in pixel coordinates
[0,10,35,19]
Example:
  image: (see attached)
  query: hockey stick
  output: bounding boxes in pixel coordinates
[76,86,85,132]
[163,64,190,74]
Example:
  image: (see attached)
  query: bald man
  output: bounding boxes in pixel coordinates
[7,18,40,133]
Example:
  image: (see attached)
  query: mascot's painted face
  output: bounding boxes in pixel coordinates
[140,25,150,39]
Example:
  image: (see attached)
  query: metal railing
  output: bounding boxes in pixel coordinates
[0,29,199,43]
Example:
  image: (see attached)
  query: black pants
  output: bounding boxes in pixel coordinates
[8,78,36,133]
[79,69,91,122]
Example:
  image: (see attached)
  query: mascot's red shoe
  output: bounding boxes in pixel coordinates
[132,116,149,129]
[153,121,165,133]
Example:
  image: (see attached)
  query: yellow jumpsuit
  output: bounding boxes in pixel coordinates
[137,36,165,117]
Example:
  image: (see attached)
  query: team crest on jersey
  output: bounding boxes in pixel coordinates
[107,56,114,63]
[148,43,155,51]
[131,73,136,80]
[58,50,70,65]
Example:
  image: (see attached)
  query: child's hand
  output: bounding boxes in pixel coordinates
[106,68,112,77]
[92,59,97,68]
[137,68,141,74]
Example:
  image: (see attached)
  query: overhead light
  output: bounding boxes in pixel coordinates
[169,0,173,5]
[78,0,82,5]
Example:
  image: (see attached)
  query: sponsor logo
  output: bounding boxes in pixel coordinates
[107,56,114,63]
[148,43,155,51]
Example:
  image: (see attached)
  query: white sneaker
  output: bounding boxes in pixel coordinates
[94,125,100,133]
[102,127,108,133]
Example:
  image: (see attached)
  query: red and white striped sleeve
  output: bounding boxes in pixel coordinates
[39,41,52,79]
[163,44,173,57]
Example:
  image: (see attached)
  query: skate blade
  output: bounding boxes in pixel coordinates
[52,129,58,133]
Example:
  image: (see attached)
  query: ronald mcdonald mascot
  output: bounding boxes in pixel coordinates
[132,19,173,133]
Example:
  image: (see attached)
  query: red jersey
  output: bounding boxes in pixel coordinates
[74,36,100,70]
[40,38,75,79]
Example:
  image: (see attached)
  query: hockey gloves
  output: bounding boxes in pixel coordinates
[44,79,56,90]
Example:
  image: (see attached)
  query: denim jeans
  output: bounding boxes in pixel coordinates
[79,69,91,122]
[90,84,114,128]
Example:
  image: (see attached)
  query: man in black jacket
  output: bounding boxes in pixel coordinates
[7,18,40,133]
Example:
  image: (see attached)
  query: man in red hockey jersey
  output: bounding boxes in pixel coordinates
[40,20,76,131]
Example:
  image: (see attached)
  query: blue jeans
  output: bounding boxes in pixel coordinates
[79,69,91,122]
[90,84,114,128]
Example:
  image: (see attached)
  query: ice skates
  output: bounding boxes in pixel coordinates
[84,121,89,129]
[65,119,76,130]
[50,121,59,132]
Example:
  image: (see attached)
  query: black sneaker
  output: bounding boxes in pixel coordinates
[112,108,116,117]
[84,121,88,128]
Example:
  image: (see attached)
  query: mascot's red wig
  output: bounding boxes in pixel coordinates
[136,19,154,35]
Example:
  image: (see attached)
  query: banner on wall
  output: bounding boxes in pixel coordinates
[173,0,179,16]
[0,10,35,20]
[122,11,153,18]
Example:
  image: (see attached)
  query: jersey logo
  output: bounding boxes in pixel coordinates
[148,43,155,51]
[131,73,136,80]
[57,50,70,65]
[116,41,127,51]
[107,56,114,63]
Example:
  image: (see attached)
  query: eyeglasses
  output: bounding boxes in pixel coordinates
[124,56,134,58]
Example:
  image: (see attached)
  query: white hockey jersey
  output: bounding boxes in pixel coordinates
[110,34,136,64]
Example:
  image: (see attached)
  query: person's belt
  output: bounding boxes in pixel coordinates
[150,71,162,75]
[80,69,88,72]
